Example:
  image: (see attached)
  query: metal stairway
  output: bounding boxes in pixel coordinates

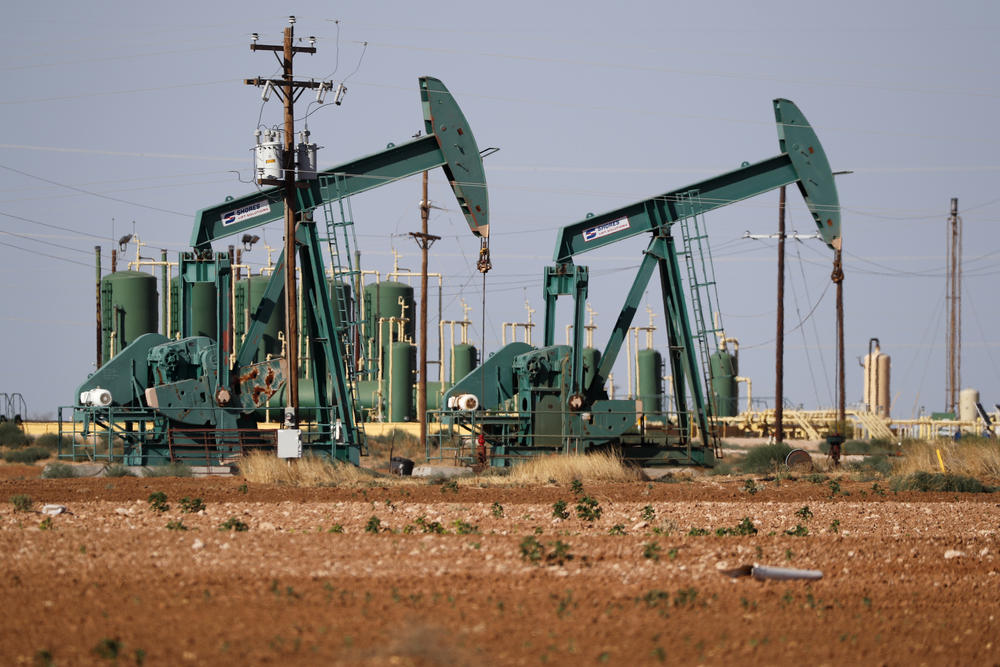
[675,189,724,458]
[319,172,367,455]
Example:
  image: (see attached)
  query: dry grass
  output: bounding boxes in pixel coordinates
[239,451,387,487]
[895,438,1000,480]
[500,451,645,485]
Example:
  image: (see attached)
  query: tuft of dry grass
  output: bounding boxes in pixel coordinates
[501,451,645,485]
[239,451,386,487]
[895,438,1000,480]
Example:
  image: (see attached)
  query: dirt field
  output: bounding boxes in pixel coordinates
[1,472,999,665]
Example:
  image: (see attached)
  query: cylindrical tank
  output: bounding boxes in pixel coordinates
[187,282,218,339]
[356,379,380,412]
[710,349,739,417]
[235,275,285,363]
[863,344,891,417]
[364,281,415,348]
[451,343,478,383]
[425,381,450,411]
[636,348,663,414]
[387,341,415,422]
[582,347,601,392]
[101,270,158,360]
[959,388,980,423]
[169,277,217,340]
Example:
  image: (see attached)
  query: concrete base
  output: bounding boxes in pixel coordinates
[411,464,474,480]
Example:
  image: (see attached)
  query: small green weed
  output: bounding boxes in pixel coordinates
[785,524,809,537]
[687,527,710,536]
[520,536,573,566]
[742,479,758,495]
[365,516,382,533]
[640,505,656,522]
[643,542,661,561]
[491,502,504,518]
[328,523,344,533]
[147,492,169,513]
[166,520,188,531]
[219,517,249,532]
[237,483,248,494]
[440,479,459,494]
[608,524,626,536]
[39,516,53,531]
[179,497,206,513]
[452,519,478,535]
[570,478,584,495]
[552,499,570,520]
[520,535,544,563]
[92,637,121,660]
[715,517,758,536]
[575,496,602,521]
[415,516,446,534]
[827,479,842,496]
[795,506,813,520]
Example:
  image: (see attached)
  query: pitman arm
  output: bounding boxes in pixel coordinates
[190,77,489,250]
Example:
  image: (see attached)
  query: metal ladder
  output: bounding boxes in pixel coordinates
[675,189,724,458]
[319,172,367,454]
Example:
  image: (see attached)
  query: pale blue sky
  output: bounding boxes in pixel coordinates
[2,1,998,419]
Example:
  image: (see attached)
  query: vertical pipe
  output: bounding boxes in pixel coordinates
[160,249,168,338]
[111,248,117,273]
[95,246,102,369]
[775,185,785,443]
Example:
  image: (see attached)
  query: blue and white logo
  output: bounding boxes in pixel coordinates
[583,216,630,242]
[221,200,271,227]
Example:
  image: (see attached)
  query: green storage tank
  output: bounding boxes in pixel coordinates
[387,341,415,422]
[364,280,415,350]
[187,282,218,339]
[356,379,380,413]
[636,348,663,414]
[582,347,601,391]
[451,343,478,383]
[235,275,284,364]
[425,381,450,411]
[710,349,739,417]
[101,270,158,360]
[169,276,217,340]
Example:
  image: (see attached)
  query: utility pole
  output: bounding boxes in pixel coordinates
[946,197,961,414]
[245,16,323,426]
[774,186,786,444]
[411,171,440,449]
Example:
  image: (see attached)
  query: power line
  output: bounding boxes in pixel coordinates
[0,164,189,217]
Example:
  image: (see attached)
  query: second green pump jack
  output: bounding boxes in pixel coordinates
[439,99,842,466]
